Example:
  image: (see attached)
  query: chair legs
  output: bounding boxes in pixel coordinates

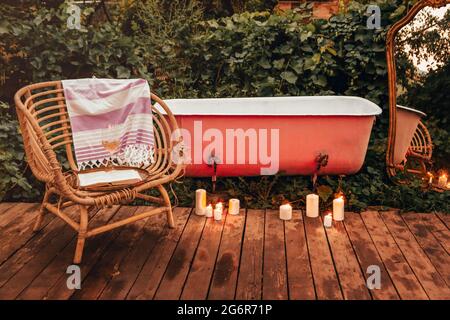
[158,185,175,228]
[33,189,51,232]
[73,205,89,264]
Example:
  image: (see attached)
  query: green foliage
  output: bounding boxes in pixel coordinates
[0,3,151,100]
[0,1,448,212]
[0,102,39,201]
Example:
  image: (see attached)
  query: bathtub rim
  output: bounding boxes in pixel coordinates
[155,96,382,117]
[396,104,427,117]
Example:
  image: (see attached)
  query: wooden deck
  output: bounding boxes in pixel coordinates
[0,202,449,300]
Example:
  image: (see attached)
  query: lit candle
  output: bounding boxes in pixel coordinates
[279,203,292,221]
[333,196,345,221]
[306,193,319,218]
[228,199,240,215]
[195,189,207,216]
[427,172,433,185]
[205,204,213,218]
[438,173,448,189]
[324,212,333,228]
[214,203,222,221]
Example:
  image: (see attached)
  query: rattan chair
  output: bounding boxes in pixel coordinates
[14,80,185,264]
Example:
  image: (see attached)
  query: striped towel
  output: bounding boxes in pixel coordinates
[62,78,154,170]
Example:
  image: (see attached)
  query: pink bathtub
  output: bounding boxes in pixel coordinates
[157,96,382,177]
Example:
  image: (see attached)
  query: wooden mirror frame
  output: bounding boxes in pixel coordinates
[386,0,450,182]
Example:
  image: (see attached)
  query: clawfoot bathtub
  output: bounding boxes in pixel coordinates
[157,96,382,177]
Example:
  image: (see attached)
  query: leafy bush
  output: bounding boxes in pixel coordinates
[0,3,151,100]
[0,102,39,201]
[0,1,448,212]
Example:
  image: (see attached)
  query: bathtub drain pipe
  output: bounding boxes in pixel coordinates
[208,152,220,193]
[312,153,329,191]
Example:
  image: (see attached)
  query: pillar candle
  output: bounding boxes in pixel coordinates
[324,212,333,228]
[333,196,345,221]
[214,204,222,221]
[306,194,319,218]
[279,204,292,221]
[427,172,433,185]
[195,189,206,216]
[438,174,448,188]
[205,204,213,218]
[228,199,240,215]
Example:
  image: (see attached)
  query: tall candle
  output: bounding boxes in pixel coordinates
[214,204,222,221]
[324,212,333,228]
[229,199,240,215]
[306,194,319,218]
[279,204,292,221]
[333,196,345,221]
[205,204,213,218]
[438,174,448,188]
[195,189,206,216]
[427,172,433,185]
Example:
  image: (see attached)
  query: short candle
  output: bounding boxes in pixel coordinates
[228,199,240,215]
[279,203,292,221]
[205,204,213,218]
[324,213,333,228]
[438,174,448,189]
[333,196,345,221]
[214,204,222,221]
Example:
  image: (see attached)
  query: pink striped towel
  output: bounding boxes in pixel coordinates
[62,78,154,170]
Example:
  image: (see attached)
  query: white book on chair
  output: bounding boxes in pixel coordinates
[78,169,142,187]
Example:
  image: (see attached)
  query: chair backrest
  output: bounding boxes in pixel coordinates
[15,81,73,182]
[14,80,182,185]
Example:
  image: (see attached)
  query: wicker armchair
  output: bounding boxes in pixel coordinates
[14,81,185,264]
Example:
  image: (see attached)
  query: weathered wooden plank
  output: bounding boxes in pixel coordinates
[429,214,450,252]
[402,213,450,286]
[360,211,428,300]
[235,209,264,300]
[262,209,288,300]
[153,212,206,300]
[304,215,342,300]
[0,202,21,228]
[0,206,89,299]
[0,203,38,230]
[71,206,145,300]
[325,218,371,300]
[17,206,121,300]
[42,206,130,300]
[181,212,226,300]
[208,209,246,300]
[284,210,315,300]
[344,213,399,300]
[125,207,191,300]
[98,208,167,300]
[436,213,450,230]
[0,206,81,289]
[381,211,450,300]
[0,203,51,265]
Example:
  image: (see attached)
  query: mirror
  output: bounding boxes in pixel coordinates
[386,0,450,187]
